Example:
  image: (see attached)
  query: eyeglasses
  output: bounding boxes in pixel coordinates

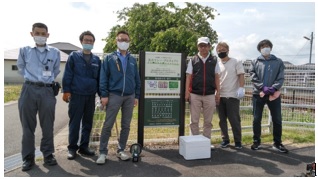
[217,48,228,53]
[198,44,209,48]
[83,39,94,43]
[117,38,130,42]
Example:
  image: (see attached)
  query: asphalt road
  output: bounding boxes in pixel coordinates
[4,92,69,157]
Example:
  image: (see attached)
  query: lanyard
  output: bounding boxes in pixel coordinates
[35,48,49,70]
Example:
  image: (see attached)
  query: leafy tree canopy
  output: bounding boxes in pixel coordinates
[103,2,218,56]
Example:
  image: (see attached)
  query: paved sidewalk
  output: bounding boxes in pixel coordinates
[4,124,315,177]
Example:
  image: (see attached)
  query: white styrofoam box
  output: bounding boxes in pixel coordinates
[179,135,211,160]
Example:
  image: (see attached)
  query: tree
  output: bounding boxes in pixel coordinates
[103,2,218,56]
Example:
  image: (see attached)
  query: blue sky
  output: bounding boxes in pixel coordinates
[2,1,315,65]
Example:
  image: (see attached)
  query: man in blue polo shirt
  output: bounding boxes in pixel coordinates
[17,22,60,171]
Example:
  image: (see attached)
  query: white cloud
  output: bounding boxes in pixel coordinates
[3,1,135,53]
[3,1,315,65]
[211,2,315,65]
[243,9,257,14]
[243,8,264,21]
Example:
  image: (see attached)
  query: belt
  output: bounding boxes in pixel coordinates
[25,81,53,87]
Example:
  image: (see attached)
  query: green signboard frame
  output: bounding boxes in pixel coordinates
[138,51,186,146]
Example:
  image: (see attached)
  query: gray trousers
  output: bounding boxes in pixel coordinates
[217,97,242,143]
[99,93,135,155]
[18,83,56,160]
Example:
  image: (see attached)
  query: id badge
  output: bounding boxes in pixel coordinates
[43,70,52,77]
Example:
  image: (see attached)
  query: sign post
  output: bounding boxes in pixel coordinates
[138,51,186,146]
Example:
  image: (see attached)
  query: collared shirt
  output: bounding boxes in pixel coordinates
[116,49,129,72]
[186,52,220,74]
[197,52,210,63]
[17,44,61,83]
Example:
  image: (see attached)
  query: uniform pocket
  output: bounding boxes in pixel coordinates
[91,63,99,79]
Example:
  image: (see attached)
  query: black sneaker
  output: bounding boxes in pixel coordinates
[22,155,35,171]
[78,148,95,156]
[220,140,230,148]
[251,141,260,150]
[44,154,57,166]
[235,142,242,149]
[67,150,77,160]
[272,143,289,153]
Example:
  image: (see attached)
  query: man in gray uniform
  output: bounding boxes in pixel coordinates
[17,22,61,171]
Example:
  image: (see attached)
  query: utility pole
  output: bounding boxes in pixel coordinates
[304,32,314,64]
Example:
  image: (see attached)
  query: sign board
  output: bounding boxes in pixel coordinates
[143,52,183,126]
[138,51,186,145]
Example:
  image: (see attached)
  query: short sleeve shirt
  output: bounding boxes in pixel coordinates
[218,58,245,97]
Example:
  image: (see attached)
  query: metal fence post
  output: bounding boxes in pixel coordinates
[268,108,273,134]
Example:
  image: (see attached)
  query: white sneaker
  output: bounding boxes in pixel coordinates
[116,151,130,161]
[96,154,107,165]
[211,145,215,149]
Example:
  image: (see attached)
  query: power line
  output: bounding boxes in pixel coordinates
[279,54,315,57]
[304,32,314,64]
[289,40,310,62]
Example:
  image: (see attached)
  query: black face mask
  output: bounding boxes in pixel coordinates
[218,52,228,59]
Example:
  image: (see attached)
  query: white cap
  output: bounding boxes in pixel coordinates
[197,37,210,45]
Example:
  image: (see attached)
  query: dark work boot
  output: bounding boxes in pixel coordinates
[22,154,35,171]
[78,148,95,156]
[44,154,57,166]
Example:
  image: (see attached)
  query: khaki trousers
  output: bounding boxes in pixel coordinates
[189,93,216,139]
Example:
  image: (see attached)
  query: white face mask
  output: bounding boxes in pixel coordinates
[33,36,47,45]
[117,41,130,51]
[261,47,271,56]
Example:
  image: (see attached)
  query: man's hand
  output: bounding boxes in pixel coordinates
[185,92,190,103]
[215,92,220,105]
[134,99,138,107]
[263,86,276,95]
[101,97,109,107]
[62,93,71,102]
[262,86,271,95]
[237,87,245,99]
[268,87,276,95]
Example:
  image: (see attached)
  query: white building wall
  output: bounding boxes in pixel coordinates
[4,61,24,83]
[4,60,66,84]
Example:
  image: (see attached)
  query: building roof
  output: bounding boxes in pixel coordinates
[49,42,82,51]
[4,48,20,60]
[301,63,315,65]
[283,61,293,65]
[4,48,69,62]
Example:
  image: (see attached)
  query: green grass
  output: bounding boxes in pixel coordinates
[4,84,22,103]
[91,106,315,147]
[4,84,314,146]
[235,129,314,146]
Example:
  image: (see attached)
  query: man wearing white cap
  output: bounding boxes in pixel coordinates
[185,37,220,148]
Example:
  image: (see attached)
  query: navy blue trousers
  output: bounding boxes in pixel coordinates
[252,95,282,144]
[68,94,95,151]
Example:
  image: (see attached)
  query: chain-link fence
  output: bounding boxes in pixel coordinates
[90,57,315,148]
